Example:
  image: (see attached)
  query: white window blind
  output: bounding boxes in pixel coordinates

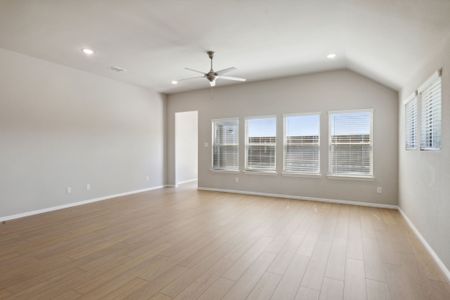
[284,114,320,174]
[329,111,373,177]
[245,117,277,171]
[212,118,239,170]
[420,73,442,150]
[405,97,418,150]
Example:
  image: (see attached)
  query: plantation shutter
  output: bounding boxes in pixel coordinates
[329,111,373,177]
[284,114,320,174]
[212,119,239,170]
[246,117,277,171]
[405,97,418,150]
[420,73,442,150]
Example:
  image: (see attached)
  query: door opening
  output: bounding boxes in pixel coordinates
[175,111,198,187]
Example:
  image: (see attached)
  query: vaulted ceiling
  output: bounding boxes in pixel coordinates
[0,0,449,93]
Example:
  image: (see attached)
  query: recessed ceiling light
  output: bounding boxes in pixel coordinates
[327,53,337,59]
[171,80,178,85]
[82,48,94,56]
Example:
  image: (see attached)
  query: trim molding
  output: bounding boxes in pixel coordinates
[176,178,198,185]
[0,185,166,222]
[398,208,450,282]
[197,187,397,209]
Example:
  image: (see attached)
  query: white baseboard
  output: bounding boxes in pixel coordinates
[0,185,166,222]
[398,208,450,282]
[197,186,397,209]
[176,178,198,185]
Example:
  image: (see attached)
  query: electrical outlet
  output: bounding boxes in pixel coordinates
[86,183,91,191]
[235,177,239,183]
[377,186,382,194]
[146,176,150,181]
[204,142,209,147]
[66,186,72,194]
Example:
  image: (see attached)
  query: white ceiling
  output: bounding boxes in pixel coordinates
[0,0,449,93]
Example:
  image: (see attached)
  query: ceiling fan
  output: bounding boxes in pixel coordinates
[174,51,246,87]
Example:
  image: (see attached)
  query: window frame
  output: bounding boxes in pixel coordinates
[282,112,321,176]
[211,117,240,172]
[405,94,418,151]
[244,115,278,173]
[327,109,374,179]
[419,70,442,152]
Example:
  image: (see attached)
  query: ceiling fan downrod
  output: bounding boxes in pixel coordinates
[206,50,216,85]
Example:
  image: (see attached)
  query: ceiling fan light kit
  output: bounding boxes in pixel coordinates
[176,50,246,87]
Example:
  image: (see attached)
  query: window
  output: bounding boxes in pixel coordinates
[283,114,320,174]
[420,72,442,150]
[405,96,418,150]
[329,110,373,177]
[212,118,239,171]
[245,116,277,171]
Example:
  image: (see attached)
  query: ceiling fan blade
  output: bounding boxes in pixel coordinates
[185,67,205,75]
[217,75,246,82]
[178,76,204,82]
[215,67,237,75]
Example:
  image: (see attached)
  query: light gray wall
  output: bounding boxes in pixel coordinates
[175,111,198,183]
[0,48,166,218]
[167,70,398,205]
[399,39,450,270]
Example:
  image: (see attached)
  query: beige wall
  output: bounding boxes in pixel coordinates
[0,48,166,218]
[167,70,399,205]
[399,39,450,271]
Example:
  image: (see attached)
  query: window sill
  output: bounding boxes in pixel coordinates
[209,169,240,174]
[281,172,322,178]
[243,170,278,176]
[420,148,441,152]
[327,174,375,181]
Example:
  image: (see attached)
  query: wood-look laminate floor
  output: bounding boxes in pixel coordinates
[0,183,449,300]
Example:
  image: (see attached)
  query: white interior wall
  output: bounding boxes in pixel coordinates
[0,48,166,219]
[167,70,399,206]
[175,111,198,184]
[398,38,450,273]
